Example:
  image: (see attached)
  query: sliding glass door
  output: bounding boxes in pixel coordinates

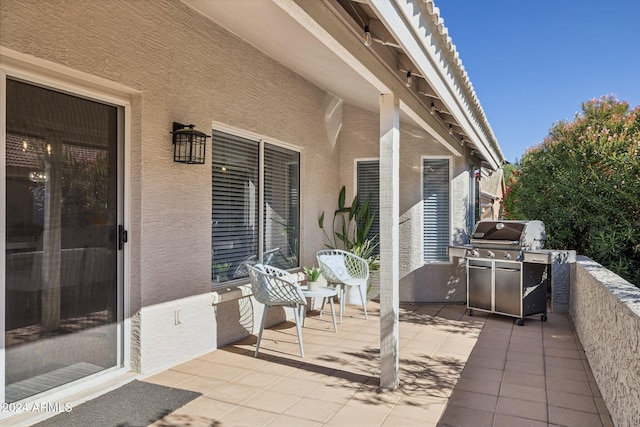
[3,79,123,402]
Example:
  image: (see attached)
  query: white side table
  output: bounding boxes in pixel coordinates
[299,285,338,332]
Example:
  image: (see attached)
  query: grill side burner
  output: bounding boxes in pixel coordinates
[448,220,550,326]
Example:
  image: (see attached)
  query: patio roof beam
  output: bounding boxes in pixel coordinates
[333,1,469,157]
[275,0,390,93]
[367,0,503,170]
[312,0,463,156]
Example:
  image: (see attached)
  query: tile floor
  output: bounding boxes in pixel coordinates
[143,302,613,427]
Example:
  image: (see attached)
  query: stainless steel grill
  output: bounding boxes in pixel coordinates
[448,220,550,326]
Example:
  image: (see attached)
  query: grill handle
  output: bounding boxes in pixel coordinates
[495,266,520,272]
[468,265,491,270]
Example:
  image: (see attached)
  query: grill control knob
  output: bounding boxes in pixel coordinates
[487,251,495,258]
[504,252,512,260]
[468,249,479,257]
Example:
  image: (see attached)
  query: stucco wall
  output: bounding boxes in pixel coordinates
[571,257,640,427]
[340,105,468,303]
[1,0,340,305]
[1,0,473,378]
[1,0,342,372]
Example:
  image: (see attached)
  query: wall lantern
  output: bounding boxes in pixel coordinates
[170,122,210,164]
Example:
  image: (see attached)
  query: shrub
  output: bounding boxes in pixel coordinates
[504,96,640,286]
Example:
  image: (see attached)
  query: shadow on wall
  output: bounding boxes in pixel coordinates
[215,296,293,348]
[399,261,465,303]
[453,225,470,247]
[369,227,469,303]
[214,296,254,348]
[324,95,343,147]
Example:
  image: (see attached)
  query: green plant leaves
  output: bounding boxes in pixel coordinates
[317,185,380,272]
[504,96,640,286]
[338,185,346,210]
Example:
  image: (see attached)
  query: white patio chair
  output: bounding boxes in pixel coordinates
[247,264,306,358]
[316,249,369,323]
[232,247,281,279]
[261,264,338,331]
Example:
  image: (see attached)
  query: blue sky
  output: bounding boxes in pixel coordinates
[435,0,640,163]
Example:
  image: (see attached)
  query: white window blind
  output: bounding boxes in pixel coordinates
[212,131,259,280]
[423,158,450,261]
[263,143,299,270]
[356,160,380,254]
[212,131,300,282]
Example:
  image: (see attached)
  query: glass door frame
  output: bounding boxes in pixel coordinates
[0,51,132,408]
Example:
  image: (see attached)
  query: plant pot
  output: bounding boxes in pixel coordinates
[307,281,320,292]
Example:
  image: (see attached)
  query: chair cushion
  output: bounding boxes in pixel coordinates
[320,255,351,281]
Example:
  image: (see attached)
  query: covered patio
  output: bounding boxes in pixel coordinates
[2,1,629,425]
[138,303,611,427]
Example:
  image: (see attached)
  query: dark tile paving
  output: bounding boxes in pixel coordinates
[437,311,614,427]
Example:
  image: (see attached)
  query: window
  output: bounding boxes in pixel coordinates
[212,130,299,283]
[472,168,480,228]
[423,158,450,261]
[356,160,380,254]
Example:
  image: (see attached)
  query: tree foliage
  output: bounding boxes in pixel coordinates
[504,96,640,286]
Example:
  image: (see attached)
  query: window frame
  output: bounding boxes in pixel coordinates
[421,156,452,263]
[211,123,301,288]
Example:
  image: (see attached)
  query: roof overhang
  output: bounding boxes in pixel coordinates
[181,0,505,170]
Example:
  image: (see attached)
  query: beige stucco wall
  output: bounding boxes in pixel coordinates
[1,0,341,306]
[1,0,473,377]
[339,105,469,302]
[1,0,342,372]
[571,257,640,427]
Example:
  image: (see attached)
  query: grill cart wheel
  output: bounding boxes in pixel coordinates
[541,313,548,322]
[516,319,525,326]
[468,309,474,316]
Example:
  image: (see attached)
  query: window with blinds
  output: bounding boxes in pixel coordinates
[423,158,450,262]
[212,131,300,283]
[356,160,380,255]
[263,144,300,270]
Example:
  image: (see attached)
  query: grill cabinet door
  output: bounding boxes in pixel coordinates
[494,261,522,317]
[468,260,492,311]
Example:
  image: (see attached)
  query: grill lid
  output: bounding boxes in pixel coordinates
[470,220,545,250]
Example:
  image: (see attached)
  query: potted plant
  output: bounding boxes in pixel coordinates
[303,266,321,291]
[214,263,231,283]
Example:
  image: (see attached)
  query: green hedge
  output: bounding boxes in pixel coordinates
[504,96,640,286]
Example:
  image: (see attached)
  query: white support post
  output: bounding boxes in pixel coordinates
[379,93,400,390]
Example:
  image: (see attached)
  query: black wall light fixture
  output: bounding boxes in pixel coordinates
[171,122,210,164]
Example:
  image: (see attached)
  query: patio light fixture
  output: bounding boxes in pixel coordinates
[170,122,210,164]
[405,71,413,88]
[364,25,373,47]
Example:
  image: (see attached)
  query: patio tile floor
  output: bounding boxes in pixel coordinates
[142,302,613,427]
